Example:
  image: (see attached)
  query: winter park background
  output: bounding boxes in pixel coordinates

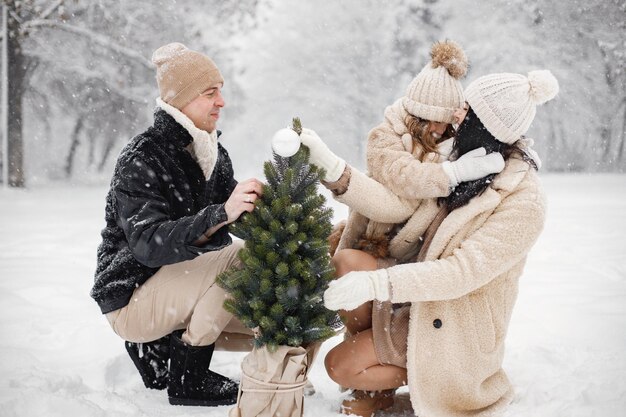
[0,1,625,416]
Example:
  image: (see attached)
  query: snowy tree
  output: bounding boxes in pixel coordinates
[502,0,626,171]
[390,0,448,86]
[22,1,181,180]
[1,0,67,187]
[226,0,400,175]
[3,0,262,184]
[408,0,626,171]
[3,0,624,185]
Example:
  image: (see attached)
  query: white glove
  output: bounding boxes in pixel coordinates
[299,128,346,182]
[437,137,455,161]
[442,147,505,187]
[323,270,390,311]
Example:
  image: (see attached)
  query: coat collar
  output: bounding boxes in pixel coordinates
[155,98,220,180]
[152,108,194,149]
[490,157,530,193]
[383,98,410,136]
[425,158,532,259]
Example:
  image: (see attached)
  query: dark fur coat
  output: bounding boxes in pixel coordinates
[91,109,237,313]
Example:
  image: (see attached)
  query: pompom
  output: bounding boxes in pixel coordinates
[271,128,301,157]
[151,42,187,66]
[527,70,559,105]
[430,40,468,79]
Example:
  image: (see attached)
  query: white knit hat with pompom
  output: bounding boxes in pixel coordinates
[464,70,559,144]
[403,40,469,124]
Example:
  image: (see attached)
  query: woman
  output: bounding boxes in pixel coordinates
[303,69,558,416]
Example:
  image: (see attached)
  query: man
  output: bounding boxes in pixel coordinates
[91,42,262,407]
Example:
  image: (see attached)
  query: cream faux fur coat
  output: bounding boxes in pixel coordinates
[335,98,451,260]
[367,98,451,199]
[333,157,546,417]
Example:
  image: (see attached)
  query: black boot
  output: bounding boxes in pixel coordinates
[167,331,239,406]
[125,334,170,390]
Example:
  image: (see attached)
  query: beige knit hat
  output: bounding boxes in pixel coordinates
[403,40,468,124]
[464,70,559,144]
[151,42,224,110]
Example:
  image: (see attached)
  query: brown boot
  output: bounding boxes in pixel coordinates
[341,389,395,417]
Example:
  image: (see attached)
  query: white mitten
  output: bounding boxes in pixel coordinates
[323,270,390,311]
[442,147,505,187]
[299,128,346,182]
[437,137,455,161]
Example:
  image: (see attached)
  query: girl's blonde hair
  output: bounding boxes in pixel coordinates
[404,115,456,161]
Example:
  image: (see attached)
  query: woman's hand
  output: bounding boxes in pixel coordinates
[299,128,346,182]
[442,147,505,187]
[324,269,390,311]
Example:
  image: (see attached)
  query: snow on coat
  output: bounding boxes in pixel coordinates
[91,107,237,314]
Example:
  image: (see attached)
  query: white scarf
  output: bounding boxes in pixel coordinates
[156,97,218,180]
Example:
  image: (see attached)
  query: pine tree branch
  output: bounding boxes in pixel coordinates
[292,117,302,135]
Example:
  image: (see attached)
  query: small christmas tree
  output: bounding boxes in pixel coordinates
[218,118,336,351]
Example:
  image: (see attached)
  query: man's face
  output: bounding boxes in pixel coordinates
[181,84,225,133]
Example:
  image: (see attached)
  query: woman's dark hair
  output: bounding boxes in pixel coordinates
[440,107,538,211]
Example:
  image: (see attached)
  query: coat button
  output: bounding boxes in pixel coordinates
[433,319,442,329]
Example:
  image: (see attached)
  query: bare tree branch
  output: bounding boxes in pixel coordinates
[27,52,151,104]
[39,0,63,20]
[23,19,154,69]
[8,8,23,25]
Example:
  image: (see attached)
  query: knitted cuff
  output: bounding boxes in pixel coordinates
[322,165,352,196]
[369,269,390,302]
[441,161,459,188]
[323,158,346,183]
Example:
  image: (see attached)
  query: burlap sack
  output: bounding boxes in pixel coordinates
[229,343,320,417]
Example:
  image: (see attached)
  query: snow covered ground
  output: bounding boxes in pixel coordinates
[0,174,625,417]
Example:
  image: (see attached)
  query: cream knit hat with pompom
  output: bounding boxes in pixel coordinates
[464,70,559,144]
[151,43,224,110]
[403,40,468,124]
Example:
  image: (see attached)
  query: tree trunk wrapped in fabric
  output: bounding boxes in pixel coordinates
[228,344,320,417]
[219,118,336,417]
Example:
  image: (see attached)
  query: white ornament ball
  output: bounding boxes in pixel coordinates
[271,128,301,157]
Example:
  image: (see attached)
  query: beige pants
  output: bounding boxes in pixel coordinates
[106,240,254,350]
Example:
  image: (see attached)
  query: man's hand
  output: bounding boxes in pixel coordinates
[224,178,264,223]
[299,128,346,182]
[324,269,390,311]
